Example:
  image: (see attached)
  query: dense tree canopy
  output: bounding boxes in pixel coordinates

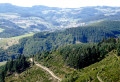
[1,21,120,61]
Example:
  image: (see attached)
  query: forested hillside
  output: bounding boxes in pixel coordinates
[62,50,120,82]
[1,37,120,81]
[7,21,120,53]
[34,37,120,82]
[0,21,120,61]
[35,37,118,69]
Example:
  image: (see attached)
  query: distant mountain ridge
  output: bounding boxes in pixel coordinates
[1,3,120,37]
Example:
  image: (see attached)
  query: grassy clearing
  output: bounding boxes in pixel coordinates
[0,61,7,66]
[11,33,34,39]
[5,65,54,82]
[0,33,34,49]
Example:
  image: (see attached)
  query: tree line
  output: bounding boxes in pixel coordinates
[0,54,29,82]
[1,21,120,61]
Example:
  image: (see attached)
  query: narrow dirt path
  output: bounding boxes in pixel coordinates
[114,54,119,60]
[96,52,119,82]
[97,72,104,82]
[30,58,62,82]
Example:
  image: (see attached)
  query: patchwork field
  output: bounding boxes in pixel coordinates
[0,33,34,49]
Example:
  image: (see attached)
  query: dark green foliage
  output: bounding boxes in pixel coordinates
[63,71,79,82]
[6,31,73,56]
[64,21,120,43]
[6,21,120,56]
[0,55,29,82]
[57,37,117,69]
[1,21,120,61]
[34,37,120,82]
[62,49,120,82]
[0,71,5,82]
[34,37,118,69]
[4,54,29,73]
[33,37,120,82]
[0,48,10,62]
[35,51,51,61]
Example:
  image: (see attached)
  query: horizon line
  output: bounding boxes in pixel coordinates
[0,3,120,8]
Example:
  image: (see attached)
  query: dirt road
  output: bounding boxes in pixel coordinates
[30,58,62,82]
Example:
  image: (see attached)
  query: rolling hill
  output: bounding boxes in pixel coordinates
[0,20,120,62]
[34,37,120,82]
[1,3,120,82]
[1,3,120,38]
[3,37,120,82]
[6,21,120,55]
[0,19,26,38]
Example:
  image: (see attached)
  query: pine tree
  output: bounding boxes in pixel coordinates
[0,71,5,82]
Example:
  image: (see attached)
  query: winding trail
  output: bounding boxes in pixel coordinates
[97,72,104,82]
[96,52,120,82]
[30,58,62,82]
[113,54,119,60]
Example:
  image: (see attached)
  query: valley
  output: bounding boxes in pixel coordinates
[0,3,120,82]
[1,4,120,38]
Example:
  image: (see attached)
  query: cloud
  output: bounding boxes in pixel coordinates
[0,0,120,8]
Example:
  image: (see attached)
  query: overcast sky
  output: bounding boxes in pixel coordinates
[0,0,120,8]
